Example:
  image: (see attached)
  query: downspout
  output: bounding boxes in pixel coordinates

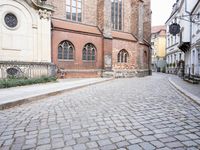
[185,0,192,45]
[185,0,192,76]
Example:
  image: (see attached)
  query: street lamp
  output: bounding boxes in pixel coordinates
[169,13,200,36]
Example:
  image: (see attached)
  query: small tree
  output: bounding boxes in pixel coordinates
[172,63,176,68]
[162,67,166,73]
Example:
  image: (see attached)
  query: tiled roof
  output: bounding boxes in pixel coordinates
[151,26,166,34]
[52,18,101,35]
[112,31,137,42]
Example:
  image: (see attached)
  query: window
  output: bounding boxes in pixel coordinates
[144,51,147,64]
[82,43,96,61]
[111,0,123,30]
[174,54,176,61]
[117,49,129,63]
[4,13,18,28]
[168,36,170,47]
[198,49,200,65]
[171,36,173,45]
[66,0,82,22]
[58,41,74,60]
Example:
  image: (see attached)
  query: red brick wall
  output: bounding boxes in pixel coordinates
[49,0,151,77]
[112,39,138,70]
[52,30,103,71]
[48,0,98,26]
[58,72,101,78]
[143,0,151,42]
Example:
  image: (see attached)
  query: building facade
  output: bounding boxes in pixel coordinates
[151,26,166,72]
[177,0,198,77]
[165,0,185,75]
[166,0,200,78]
[189,1,200,77]
[48,0,152,78]
[0,0,55,79]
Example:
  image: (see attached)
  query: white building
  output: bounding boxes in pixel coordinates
[165,0,184,75]
[166,0,200,78]
[177,0,199,77]
[0,0,55,78]
[190,1,200,77]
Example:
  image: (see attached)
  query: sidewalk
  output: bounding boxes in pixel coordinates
[0,78,112,110]
[168,75,200,105]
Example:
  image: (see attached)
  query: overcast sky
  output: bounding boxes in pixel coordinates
[151,0,175,26]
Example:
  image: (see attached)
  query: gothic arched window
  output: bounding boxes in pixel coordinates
[82,43,96,61]
[144,51,148,64]
[66,0,82,22]
[111,0,123,30]
[58,41,74,60]
[117,49,129,63]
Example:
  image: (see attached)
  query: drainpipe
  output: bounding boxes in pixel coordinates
[185,0,192,77]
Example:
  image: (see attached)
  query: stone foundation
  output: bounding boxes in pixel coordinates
[102,69,151,78]
[0,61,56,79]
[57,69,102,78]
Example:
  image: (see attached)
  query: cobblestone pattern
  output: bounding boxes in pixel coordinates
[1,74,200,150]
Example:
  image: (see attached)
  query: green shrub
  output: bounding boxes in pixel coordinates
[0,76,57,89]
[162,67,166,73]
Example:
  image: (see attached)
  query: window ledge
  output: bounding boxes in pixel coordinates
[58,59,74,62]
[82,60,96,63]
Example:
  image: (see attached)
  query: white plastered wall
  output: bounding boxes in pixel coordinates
[0,0,51,62]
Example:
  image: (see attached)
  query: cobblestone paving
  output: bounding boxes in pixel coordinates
[1,74,200,150]
[169,74,200,98]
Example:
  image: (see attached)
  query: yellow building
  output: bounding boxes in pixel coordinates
[151,26,166,72]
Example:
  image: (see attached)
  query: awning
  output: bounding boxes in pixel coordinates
[178,42,190,53]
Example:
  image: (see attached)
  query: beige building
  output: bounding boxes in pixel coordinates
[0,0,55,79]
[151,26,166,72]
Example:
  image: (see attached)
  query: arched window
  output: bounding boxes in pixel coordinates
[117,49,129,63]
[58,41,74,60]
[82,43,96,61]
[111,0,123,30]
[144,51,148,64]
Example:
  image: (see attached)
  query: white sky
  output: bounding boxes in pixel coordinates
[151,0,176,26]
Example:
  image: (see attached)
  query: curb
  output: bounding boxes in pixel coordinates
[168,77,200,106]
[0,78,114,110]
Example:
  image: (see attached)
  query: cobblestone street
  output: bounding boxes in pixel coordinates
[0,74,200,150]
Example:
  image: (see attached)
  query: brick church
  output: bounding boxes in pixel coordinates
[49,0,151,78]
[0,0,151,78]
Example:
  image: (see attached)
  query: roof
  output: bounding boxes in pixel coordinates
[151,26,166,34]
[112,31,137,42]
[191,0,200,14]
[52,18,101,35]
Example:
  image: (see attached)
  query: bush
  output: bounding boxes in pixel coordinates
[0,76,57,89]
[162,67,166,73]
